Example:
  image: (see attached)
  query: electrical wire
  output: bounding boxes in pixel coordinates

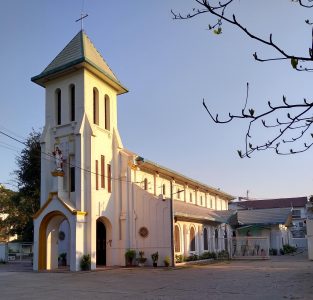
[0,129,182,187]
[0,129,226,196]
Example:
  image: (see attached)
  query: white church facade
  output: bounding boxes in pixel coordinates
[32,30,234,271]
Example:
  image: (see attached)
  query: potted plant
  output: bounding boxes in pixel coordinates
[80,254,91,271]
[58,252,67,266]
[164,255,170,267]
[125,249,136,267]
[136,251,147,267]
[151,251,159,267]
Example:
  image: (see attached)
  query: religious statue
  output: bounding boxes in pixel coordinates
[52,146,64,172]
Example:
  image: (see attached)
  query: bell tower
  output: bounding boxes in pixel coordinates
[32,30,128,271]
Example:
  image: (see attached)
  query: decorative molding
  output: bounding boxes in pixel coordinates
[51,171,65,177]
[138,227,149,238]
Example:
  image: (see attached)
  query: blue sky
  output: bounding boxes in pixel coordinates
[0,0,312,198]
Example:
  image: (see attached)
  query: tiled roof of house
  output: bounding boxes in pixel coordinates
[233,197,307,210]
[173,202,292,226]
[31,30,127,93]
[137,158,235,200]
[236,207,292,226]
[174,201,230,223]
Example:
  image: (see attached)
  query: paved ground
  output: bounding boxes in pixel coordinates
[1,253,313,300]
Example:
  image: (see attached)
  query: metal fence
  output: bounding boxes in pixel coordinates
[204,237,269,258]
[290,238,307,250]
[231,237,269,259]
[7,242,33,262]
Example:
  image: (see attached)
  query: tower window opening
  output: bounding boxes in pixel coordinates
[70,84,75,122]
[93,88,99,125]
[56,89,61,125]
[105,95,110,130]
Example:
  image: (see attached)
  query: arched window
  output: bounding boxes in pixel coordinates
[200,196,203,206]
[70,84,75,122]
[224,228,228,251]
[55,89,61,125]
[162,184,166,195]
[93,88,99,125]
[203,228,208,250]
[215,228,219,250]
[101,155,105,188]
[190,227,195,251]
[190,192,193,203]
[177,188,181,199]
[144,178,148,190]
[174,225,180,252]
[107,164,111,193]
[104,95,110,130]
[70,155,75,192]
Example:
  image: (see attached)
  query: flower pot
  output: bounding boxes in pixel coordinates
[153,262,157,267]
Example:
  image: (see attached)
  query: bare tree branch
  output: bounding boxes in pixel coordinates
[173,1,313,157]
[172,0,313,70]
[203,84,313,157]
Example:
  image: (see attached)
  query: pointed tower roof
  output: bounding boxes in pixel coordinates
[31,30,128,94]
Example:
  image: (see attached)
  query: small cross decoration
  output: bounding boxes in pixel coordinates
[75,13,88,30]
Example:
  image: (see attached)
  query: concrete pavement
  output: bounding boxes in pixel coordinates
[0,253,312,299]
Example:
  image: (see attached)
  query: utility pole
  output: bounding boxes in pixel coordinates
[170,180,175,267]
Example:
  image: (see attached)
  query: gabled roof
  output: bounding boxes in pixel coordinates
[232,197,307,210]
[134,157,235,200]
[33,192,87,219]
[236,207,292,226]
[31,30,128,94]
[174,201,230,223]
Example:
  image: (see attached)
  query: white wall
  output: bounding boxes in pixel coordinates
[0,243,7,261]
[132,184,171,266]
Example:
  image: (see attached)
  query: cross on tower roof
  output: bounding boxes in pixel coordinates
[75,13,88,30]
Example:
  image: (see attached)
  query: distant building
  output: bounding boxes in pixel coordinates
[230,197,308,238]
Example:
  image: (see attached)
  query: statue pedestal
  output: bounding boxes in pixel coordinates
[51,170,66,200]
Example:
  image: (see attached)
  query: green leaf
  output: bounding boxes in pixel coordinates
[291,58,298,69]
[213,27,222,35]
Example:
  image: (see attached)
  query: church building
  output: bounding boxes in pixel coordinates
[31,30,234,271]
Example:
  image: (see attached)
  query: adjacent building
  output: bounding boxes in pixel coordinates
[230,197,308,238]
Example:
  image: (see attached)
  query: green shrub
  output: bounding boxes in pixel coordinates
[175,254,184,263]
[151,251,159,263]
[269,248,278,256]
[200,251,217,260]
[283,244,297,254]
[217,250,230,260]
[164,255,170,267]
[80,254,91,271]
[125,249,136,266]
[136,250,147,264]
[185,254,199,262]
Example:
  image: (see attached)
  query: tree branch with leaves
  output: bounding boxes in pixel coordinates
[172,0,313,157]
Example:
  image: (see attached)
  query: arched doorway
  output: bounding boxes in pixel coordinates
[38,211,71,270]
[96,219,106,266]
